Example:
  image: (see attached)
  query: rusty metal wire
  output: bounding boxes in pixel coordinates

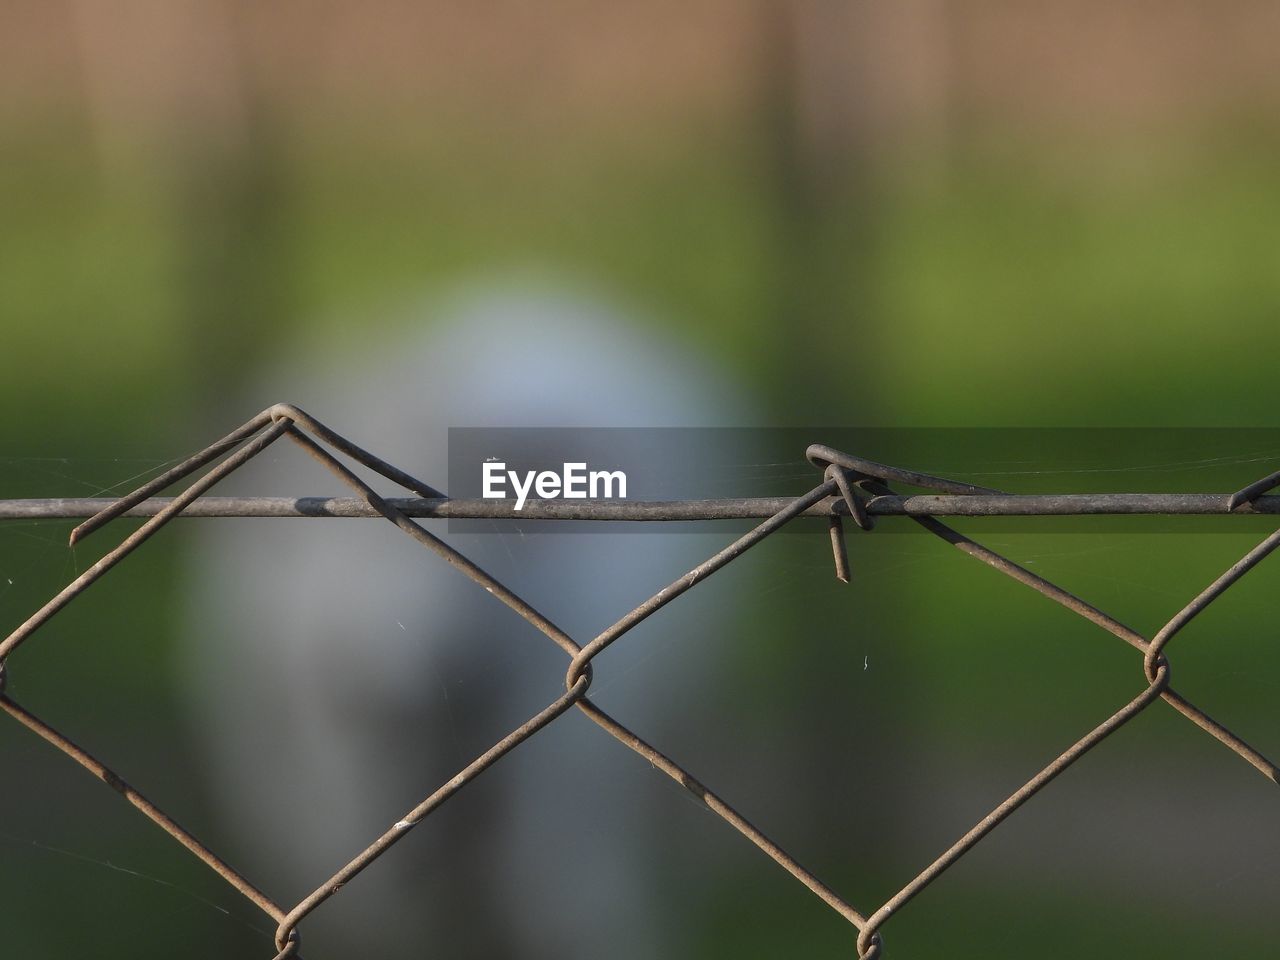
[1,404,1276,958]
[5,492,1280,521]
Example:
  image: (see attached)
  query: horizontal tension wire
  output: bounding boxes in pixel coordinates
[1,492,1279,522]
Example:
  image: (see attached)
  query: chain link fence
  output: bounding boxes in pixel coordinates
[1,404,1277,958]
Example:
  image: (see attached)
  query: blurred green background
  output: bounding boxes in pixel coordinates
[1,2,1278,958]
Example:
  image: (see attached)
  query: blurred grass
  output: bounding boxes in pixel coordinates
[6,120,1280,425]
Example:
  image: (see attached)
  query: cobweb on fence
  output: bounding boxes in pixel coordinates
[1,405,1277,959]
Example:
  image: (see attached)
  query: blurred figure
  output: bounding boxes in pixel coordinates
[182,280,750,959]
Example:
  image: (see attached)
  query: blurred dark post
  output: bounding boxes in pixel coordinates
[756,0,952,417]
[72,0,295,409]
[752,0,957,892]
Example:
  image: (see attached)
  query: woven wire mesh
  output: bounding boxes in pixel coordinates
[1,404,1277,959]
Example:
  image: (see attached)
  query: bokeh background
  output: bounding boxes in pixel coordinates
[2,2,1278,958]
